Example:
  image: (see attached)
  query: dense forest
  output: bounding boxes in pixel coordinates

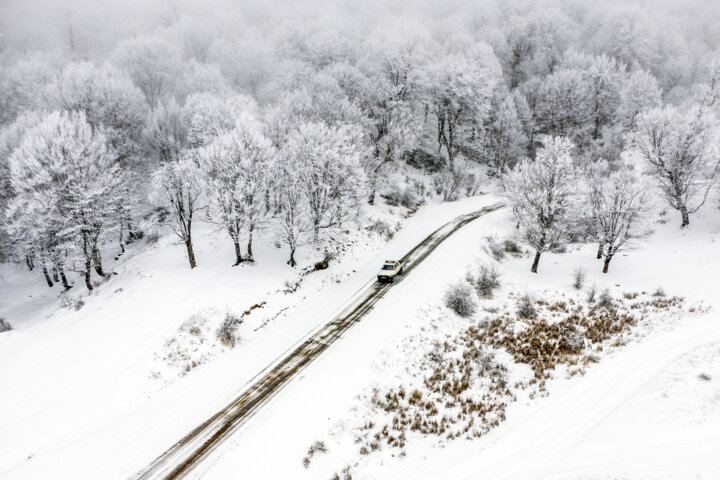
[1,0,719,290]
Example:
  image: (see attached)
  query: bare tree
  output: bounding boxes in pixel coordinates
[635,105,720,228]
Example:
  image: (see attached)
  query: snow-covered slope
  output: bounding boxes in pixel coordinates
[0,195,501,480]
[2,197,718,480]
[194,207,720,480]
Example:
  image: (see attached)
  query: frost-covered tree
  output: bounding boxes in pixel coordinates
[152,157,203,269]
[113,34,182,107]
[502,10,577,87]
[479,92,527,176]
[356,44,420,204]
[424,49,498,172]
[635,105,720,227]
[283,122,366,242]
[8,111,126,290]
[144,98,188,164]
[0,53,57,125]
[173,60,232,102]
[182,92,256,149]
[266,72,364,146]
[50,61,147,164]
[571,53,624,141]
[274,159,310,268]
[505,137,577,273]
[0,111,48,265]
[586,168,651,273]
[49,61,149,256]
[586,6,660,77]
[198,113,273,265]
[534,69,591,147]
[618,69,662,130]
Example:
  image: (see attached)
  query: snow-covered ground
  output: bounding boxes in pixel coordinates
[1,196,719,480]
[0,194,500,480]
[194,207,720,480]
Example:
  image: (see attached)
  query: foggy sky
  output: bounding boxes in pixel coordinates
[1,0,719,59]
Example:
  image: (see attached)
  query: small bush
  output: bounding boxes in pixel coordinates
[597,289,613,308]
[503,239,521,254]
[444,282,477,318]
[0,318,12,333]
[486,237,505,262]
[382,184,420,209]
[367,219,395,241]
[403,148,444,173]
[698,372,711,382]
[572,268,586,290]
[516,293,536,319]
[551,244,567,254]
[60,295,85,311]
[472,264,502,299]
[145,230,160,245]
[217,311,242,347]
[586,284,597,303]
[653,287,666,297]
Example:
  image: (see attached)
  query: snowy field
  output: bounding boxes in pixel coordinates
[192,206,720,480]
[0,195,501,479]
[1,195,719,480]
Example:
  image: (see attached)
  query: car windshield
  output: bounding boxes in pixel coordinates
[381,264,395,270]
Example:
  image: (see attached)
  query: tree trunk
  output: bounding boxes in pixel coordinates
[680,205,690,228]
[530,251,541,273]
[313,220,320,243]
[118,223,126,257]
[186,238,197,269]
[59,266,72,290]
[247,225,255,262]
[288,246,296,267]
[233,240,243,266]
[26,254,35,271]
[42,263,54,287]
[127,222,139,242]
[84,256,93,291]
[596,242,604,259]
[602,255,612,273]
[92,245,106,277]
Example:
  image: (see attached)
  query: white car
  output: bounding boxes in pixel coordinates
[377,260,404,283]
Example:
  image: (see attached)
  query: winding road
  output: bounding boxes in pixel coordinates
[130,202,504,480]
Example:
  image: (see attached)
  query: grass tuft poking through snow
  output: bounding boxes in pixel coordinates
[302,440,328,468]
